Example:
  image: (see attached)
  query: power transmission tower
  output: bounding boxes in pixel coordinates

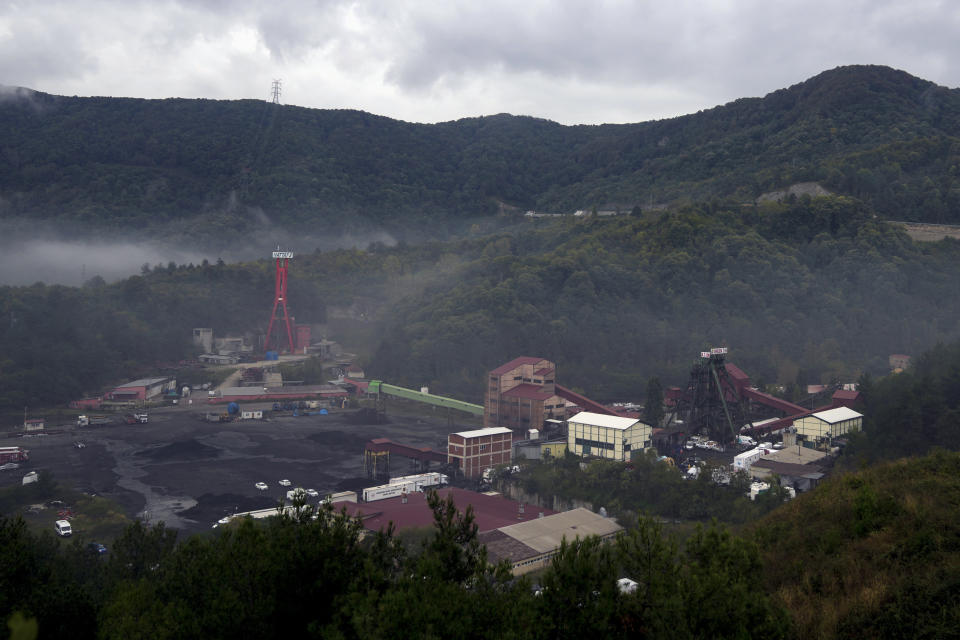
[270,79,282,104]
[264,248,296,354]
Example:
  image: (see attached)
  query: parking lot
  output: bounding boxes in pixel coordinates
[0,405,457,536]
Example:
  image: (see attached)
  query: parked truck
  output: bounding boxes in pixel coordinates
[77,415,113,427]
[0,446,29,464]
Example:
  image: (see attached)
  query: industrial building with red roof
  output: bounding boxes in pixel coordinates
[343,487,555,533]
[340,487,622,575]
[484,357,567,431]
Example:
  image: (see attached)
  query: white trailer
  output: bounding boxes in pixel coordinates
[388,472,448,491]
[363,481,417,502]
[733,447,768,472]
[323,490,357,504]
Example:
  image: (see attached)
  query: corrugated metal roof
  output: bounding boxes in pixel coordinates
[221,387,263,396]
[810,406,863,423]
[344,487,555,533]
[115,377,169,388]
[832,389,860,400]
[496,507,623,554]
[766,447,828,465]
[568,411,641,430]
[489,357,548,376]
[478,529,541,565]
[752,459,825,476]
[452,427,513,439]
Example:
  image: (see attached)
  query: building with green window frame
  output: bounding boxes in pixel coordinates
[567,411,652,461]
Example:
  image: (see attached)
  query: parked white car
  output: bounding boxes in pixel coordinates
[278,479,291,487]
[305,489,319,498]
[255,482,268,491]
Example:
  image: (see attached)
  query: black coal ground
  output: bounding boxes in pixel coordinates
[0,407,459,536]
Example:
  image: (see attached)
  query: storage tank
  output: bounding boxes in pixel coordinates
[227,402,239,415]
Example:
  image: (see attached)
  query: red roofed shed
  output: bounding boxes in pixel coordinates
[343,487,556,533]
[831,389,862,408]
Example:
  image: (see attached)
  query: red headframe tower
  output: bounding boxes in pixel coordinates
[264,248,296,354]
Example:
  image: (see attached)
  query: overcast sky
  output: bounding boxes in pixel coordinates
[1,1,959,125]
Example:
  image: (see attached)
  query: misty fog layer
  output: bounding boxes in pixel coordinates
[0,227,400,286]
[0,238,217,286]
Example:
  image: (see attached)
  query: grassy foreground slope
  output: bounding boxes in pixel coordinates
[752,450,960,639]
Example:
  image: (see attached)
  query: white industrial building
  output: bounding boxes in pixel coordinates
[567,411,652,461]
[793,406,863,443]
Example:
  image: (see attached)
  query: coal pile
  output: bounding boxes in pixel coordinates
[135,440,220,461]
[308,430,369,450]
[344,408,389,425]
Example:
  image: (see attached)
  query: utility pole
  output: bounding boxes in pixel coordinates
[270,79,282,104]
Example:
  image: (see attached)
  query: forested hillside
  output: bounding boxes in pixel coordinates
[1,487,790,639]
[4,194,960,412]
[753,451,960,639]
[3,65,960,245]
[370,196,960,401]
[5,450,960,639]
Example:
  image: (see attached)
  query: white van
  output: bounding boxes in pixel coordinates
[54,520,72,537]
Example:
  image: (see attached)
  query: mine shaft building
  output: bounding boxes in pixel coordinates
[567,411,652,461]
[484,357,567,430]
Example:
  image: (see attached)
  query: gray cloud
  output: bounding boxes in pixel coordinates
[0,0,957,124]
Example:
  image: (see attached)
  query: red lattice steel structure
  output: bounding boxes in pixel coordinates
[264,250,296,354]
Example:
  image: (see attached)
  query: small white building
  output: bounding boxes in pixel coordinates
[567,411,652,461]
[794,407,863,443]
